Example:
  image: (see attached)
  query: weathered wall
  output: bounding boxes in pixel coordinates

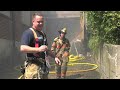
[95,44,120,79]
[0,12,28,77]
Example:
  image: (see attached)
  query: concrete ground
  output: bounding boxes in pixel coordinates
[48,56,101,79]
[0,55,101,79]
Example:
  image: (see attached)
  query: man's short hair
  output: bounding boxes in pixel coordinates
[32,13,43,20]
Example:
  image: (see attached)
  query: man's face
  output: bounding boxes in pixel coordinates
[32,15,44,31]
[60,32,65,39]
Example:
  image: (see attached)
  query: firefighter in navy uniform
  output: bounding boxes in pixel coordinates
[20,13,61,79]
[51,28,71,79]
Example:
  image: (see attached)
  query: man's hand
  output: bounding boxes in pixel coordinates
[38,45,48,52]
[63,51,69,57]
[55,57,61,65]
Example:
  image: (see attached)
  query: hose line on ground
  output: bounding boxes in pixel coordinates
[18,54,98,79]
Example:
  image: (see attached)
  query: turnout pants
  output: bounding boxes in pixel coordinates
[24,58,49,79]
[55,56,69,79]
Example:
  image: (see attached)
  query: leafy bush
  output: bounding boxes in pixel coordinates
[87,11,120,52]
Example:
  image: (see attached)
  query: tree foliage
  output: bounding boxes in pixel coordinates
[87,11,120,52]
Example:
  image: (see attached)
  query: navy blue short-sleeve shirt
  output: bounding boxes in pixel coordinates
[21,28,48,59]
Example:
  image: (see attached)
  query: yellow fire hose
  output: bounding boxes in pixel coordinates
[69,54,85,62]
[49,62,98,74]
[18,54,98,79]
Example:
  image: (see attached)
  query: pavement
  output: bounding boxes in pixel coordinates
[0,55,101,79]
[48,56,101,79]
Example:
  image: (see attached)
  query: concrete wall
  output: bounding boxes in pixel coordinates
[0,11,10,17]
[95,44,120,79]
[0,11,29,75]
[0,39,25,67]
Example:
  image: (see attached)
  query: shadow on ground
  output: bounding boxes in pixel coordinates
[66,70,101,79]
[48,69,101,79]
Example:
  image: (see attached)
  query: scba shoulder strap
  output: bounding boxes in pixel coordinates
[29,28,50,69]
[29,28,39,48]
[29,28,38,39]
[30,28,46,38]
[29,28,48,57]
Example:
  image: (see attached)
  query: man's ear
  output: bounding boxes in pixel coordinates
[32,20,34,23]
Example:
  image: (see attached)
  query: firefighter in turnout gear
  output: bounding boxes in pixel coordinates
[51,28,70,79]
[20,13,61,79]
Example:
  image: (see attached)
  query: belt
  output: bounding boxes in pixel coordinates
[26,57,45,64]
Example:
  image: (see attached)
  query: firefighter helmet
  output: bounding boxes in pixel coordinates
[58,28,67,34]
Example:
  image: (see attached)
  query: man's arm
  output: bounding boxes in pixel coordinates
[20,30,48,53]
[20,45,48,53]
[61,39,71,57]
[63,51,69,57]
[47,50,61,65]
[51,42,56,53]
[47,50,56,58]
[47,41,62,65]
